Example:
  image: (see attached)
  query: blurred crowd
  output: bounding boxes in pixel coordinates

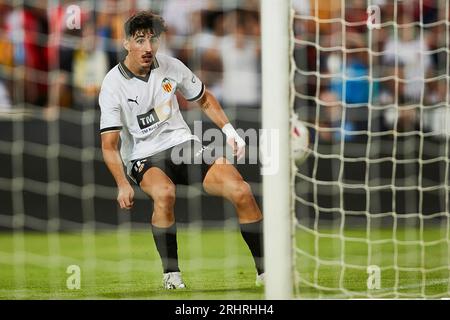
[294,0,450,140]
[0,0,449,138]
[0,0,261,113]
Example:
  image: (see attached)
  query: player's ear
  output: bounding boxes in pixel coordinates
[123,38,130,51]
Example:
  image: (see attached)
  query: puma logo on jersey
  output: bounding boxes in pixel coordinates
[128,96,139,105]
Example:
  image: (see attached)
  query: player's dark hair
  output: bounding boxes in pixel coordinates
[124,11,167,38]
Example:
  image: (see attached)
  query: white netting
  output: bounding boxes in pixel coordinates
[292,0,450,298]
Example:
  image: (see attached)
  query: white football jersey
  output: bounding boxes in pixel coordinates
[99,53,205,175]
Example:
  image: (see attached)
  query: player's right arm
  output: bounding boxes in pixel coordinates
[101,131,134,210]
[99,76,133,210]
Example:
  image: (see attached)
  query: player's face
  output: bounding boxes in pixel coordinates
[126,30,160,69]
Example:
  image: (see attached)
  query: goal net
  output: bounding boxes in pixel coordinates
[292,0,450,298]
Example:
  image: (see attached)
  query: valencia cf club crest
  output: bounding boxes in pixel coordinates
[162,78,173,93]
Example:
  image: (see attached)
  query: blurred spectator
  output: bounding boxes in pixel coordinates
[219,9,260,108]
[5,3,49,107]
[345,0,370,34]
[190,10,225,102]
[0,80,12,110]
[383,23,432,104]
[0,21,13,111]
[96,0,134,68]
[328,33,377,109]
[162,0,210,37]
[72,20,109,110]
[414,0,438,24]
[292,0,310,16]
[329,53,370,105]
[382,15,433,131]
[292,0,310,40]
[318,90,356,142]
[161,0,210,62]
[0,28,13,68]
[46,3,84,111]
[46,1,68,71]
[47,5,110,113]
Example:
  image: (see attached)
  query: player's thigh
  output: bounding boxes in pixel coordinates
[140,166,176,202]
[202,157,245,198]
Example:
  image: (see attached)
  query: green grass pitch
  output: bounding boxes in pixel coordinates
[0,228,264,300]
[296,225,450,298]
[0,226,449,299]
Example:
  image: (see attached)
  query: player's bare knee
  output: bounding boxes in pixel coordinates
[230,181,253,207]
[153,184,176,207]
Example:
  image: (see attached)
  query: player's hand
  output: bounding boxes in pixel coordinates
[222,123,246,161]
[117,183,134,210]
[226,136,246,161]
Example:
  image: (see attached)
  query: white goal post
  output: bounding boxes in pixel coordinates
[261,0,293,300]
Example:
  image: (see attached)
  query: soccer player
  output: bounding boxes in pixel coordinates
[99,11,264,289]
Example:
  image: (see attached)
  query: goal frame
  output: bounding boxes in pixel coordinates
[261,0,293,300]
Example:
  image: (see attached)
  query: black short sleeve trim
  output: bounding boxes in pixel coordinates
[100,126,123,134]
[186,83,205,102]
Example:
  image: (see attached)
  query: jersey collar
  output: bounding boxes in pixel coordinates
[118,58,159,82]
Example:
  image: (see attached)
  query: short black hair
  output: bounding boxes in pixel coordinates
[124,11,167,38]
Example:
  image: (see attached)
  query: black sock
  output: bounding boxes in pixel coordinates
[151,223,180,273]
[240,220,264,275]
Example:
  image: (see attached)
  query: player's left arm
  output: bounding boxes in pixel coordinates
[175,58,245,159]
[197,89,246,160]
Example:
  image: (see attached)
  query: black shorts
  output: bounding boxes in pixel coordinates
[129,140,223,185]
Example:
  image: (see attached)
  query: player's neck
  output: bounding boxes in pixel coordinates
[123,56,151,77]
